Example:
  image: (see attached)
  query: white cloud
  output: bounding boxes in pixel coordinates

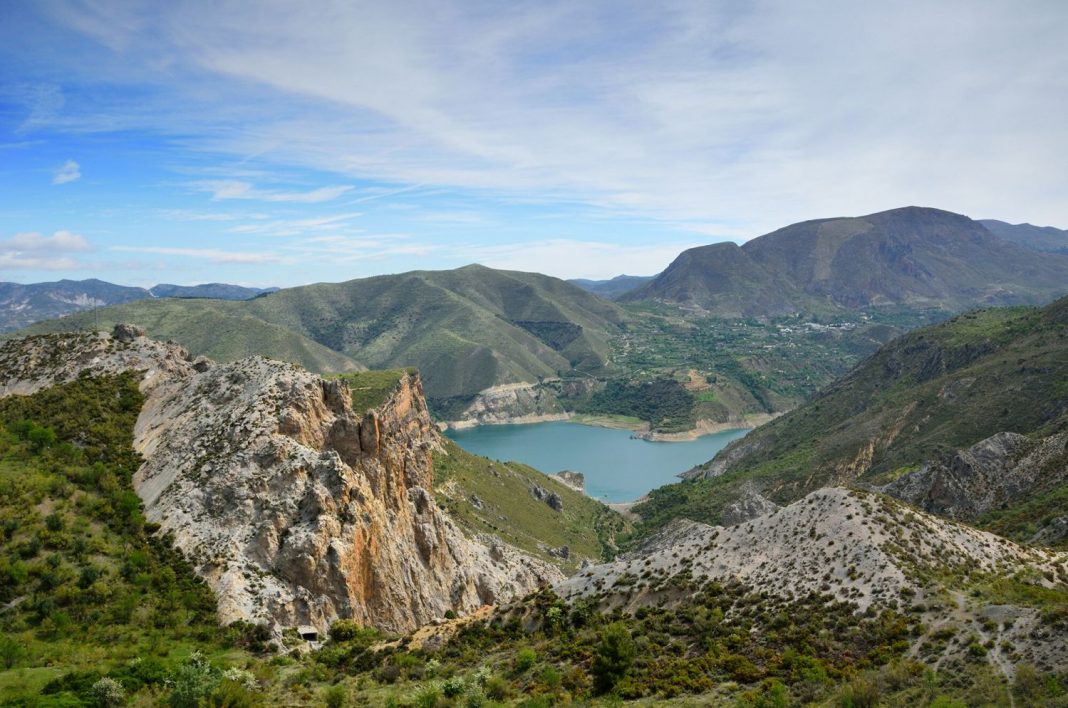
[112,245,281,264]
[0,230,91,270]
[192,180,353,203]
[16,1,1068,232]
[0,254,81,270]
[2,230,91,252]
[51,159,81,185]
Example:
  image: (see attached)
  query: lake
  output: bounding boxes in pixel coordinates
[445,421,750,503]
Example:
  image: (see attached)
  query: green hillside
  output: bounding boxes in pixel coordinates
[631,296,1068,538]
[626,207,1068,316]
[14,298,363,375]
[239,264,624,401]
[0,373,266,706]
[434,439,627,573]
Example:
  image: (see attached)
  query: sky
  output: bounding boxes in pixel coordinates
[1,0,1066,288]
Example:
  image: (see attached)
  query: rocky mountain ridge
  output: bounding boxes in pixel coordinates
[558,487,1068,674]
[0,327,562,635]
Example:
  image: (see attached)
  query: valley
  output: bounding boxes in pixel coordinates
[3,207,1068,706]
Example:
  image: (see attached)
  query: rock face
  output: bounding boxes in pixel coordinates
[446,382,569,429]
[0,328,562,635]
[883,430,1068,524]
[557,488,1068,676]
[720,485,780,526]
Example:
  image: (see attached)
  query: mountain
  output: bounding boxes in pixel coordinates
[322,487,1068,704]
[3,328,1065,706]
[0,326,616,635]
[0,278,149,331]
[634,295,1068,543]
[980,218,1068,255]
[149,283,278,299]
[0,278,278,332]
[568,274,656,300]
[12,298,364,375]
[624,207,1068,316]
[16,265,626,415]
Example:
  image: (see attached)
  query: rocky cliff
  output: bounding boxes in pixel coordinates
[0,327,561,635]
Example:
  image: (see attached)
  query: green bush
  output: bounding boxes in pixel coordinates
[591,622,636,694]
[514,648,536,673]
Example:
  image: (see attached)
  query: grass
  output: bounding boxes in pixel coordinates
[332,367,417,413]
[433,439,628,572]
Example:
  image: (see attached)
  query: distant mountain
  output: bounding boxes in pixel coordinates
[0,278,278,332]
[979,218,1068,255]
[17,265,625,409]
[624,206,1068,316]
[149,283,278,299]
[634,295,1068,545]
[0,279,150,332]
[568,274,655,300]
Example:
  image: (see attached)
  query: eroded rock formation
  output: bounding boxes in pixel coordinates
[0,327,562,635]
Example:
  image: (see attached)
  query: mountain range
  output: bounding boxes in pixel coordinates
[0,279,276,332]
[634,294,1068,548]
[8,206,1068,434]
[624,206,1068,315]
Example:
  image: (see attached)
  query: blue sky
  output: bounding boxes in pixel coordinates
[1,1,1066,288]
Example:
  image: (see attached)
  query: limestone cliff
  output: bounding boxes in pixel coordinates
[0,327,561,635]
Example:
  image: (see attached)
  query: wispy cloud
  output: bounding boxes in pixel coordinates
[112,245,282,264]
[0,230,91,270]
[191,180,353,203]
[2,230,91,252]
[52,159,81,185]
[4,1,1062,232]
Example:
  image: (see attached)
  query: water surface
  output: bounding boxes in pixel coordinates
[445,422,749,503]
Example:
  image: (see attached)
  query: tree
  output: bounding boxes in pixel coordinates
[591,622,636,694]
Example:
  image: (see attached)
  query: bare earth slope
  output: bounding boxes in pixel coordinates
[559,487,1068,674]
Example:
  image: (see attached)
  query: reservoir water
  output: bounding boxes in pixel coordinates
[445,422,750,503]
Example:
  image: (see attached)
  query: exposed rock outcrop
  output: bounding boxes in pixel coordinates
[0,328,562,635]
[445,382,569,428]
[530,484,564,511]
[720,484,780,526]
[882,430,1068,522]
[550,470,585,494]
[557,488,1068,672]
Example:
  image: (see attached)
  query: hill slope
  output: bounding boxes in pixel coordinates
[0,278,277,332]
[980,218,1068,256]
[634,296,1068,541]
[14,298,363,375]
[16,265,625,412]
[625,207,1068,315]
[568,274,655,300]
[0,279,149,331]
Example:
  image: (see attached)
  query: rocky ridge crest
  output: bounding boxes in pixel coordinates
[0,328,561,634]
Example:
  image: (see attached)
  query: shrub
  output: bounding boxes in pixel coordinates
[591,622,636,694]
[92,677,126,707]
[514,648,537,673]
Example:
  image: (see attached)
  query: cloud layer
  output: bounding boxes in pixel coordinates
[19,0,1065,232]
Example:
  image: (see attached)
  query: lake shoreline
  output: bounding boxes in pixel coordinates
[446,420,750,504]
[443,412,765,442]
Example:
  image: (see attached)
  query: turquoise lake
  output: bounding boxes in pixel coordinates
[445,422,750,503]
